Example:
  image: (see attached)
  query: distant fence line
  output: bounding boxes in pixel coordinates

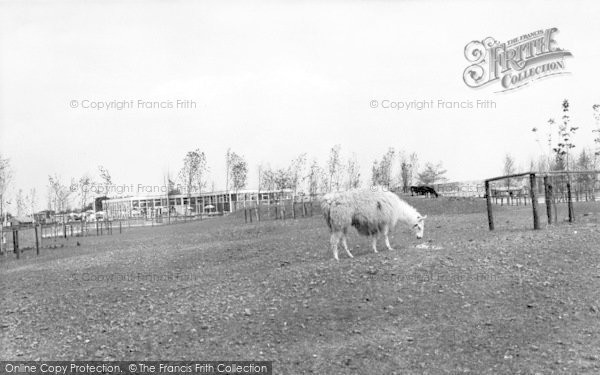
[1,220,117,260]
[242,200,316,223]
[0,214,215,260]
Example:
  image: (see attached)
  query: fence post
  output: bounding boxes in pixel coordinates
[544,176,552,225]
[529,173,540,230]
[244,209,247,223]
[119,220,122,234]
[35,225,40,255]
[13,229,20,259]
[566,181,574,222]
[485,180,494,230]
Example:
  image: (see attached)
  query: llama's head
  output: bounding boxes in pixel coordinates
[413,214,427,239]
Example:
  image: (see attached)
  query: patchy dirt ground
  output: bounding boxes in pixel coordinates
[1,197,600,374]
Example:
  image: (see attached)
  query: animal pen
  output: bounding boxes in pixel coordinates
[485,170,600,230]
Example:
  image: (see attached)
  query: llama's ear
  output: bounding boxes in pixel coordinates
[418,215,427,221]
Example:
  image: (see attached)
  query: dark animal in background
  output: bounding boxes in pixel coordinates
[410,185,439,198]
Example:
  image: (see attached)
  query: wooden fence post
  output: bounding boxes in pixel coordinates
[544,176,552,225]
[244,209,247,223]
[35,225,40,255]
[530,173,540,230]
[13,229,20,259]
[485,180,494,230]
[566,182,574,222]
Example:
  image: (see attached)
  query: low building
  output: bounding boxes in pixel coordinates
[101,189,296,219]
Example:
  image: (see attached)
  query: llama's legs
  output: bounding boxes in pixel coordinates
[341,234,354,258]
[371,236,378,253]
[383,226,395,251]
[330,232,341,261]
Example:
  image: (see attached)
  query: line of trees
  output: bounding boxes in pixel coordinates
[0,144,452,220]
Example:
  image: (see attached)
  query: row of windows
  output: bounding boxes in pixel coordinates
[104,192,293,209]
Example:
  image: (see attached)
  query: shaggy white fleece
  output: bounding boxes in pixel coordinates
[321,188,426,260]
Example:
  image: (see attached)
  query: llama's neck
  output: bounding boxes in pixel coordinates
[398,201,420,226]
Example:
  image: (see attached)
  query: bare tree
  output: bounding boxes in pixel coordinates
[29,188,37,221]
[48,174,71,214]
[503,153,516,189]
[593,104,600,167]
[225,148,232,193]
[229,152,248,194]
[0,155,12,223]
[179,149,208,213]
[417,162,448,185]
[327,144,342,192]
[371,160,381,186]
[289,153,307,196]
[98,165,112,185]
[346,153,361,189]
[380,148,395,188]
[307,160,323,197]
[371,148,395,188]
[259,166,276,191]
[400,152,419,192]
[16,189,26,217]
[75,175,93,212]
[273,168,292,193]
[552,99,578,171]
[575,148,594,188]
[0,156,10,254]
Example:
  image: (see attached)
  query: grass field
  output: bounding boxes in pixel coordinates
[1,196,600,374]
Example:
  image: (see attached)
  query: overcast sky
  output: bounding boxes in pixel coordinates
[1,0,599,210]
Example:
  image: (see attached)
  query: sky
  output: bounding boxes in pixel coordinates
[1,0,599,211]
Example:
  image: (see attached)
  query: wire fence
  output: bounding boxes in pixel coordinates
[239,200,317,223]
[0,213,219,260]
[484,170,600,230]
[0,197,320,259]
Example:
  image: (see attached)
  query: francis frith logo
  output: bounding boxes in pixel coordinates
[463,28,572,92]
